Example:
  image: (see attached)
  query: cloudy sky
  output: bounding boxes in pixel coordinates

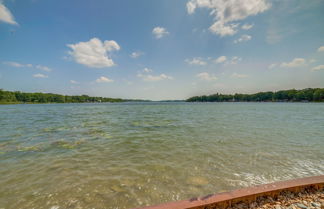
[0,0,323,100]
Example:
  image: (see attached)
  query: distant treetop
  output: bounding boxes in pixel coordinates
[0,89,126,104]
[186,88,324,102]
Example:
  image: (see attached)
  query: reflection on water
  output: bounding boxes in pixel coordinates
[0,102,323,209]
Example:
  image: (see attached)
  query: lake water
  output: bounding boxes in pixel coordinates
[0,102,323,209]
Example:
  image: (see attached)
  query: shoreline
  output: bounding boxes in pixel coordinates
[135,175,324,209]
[1,101,324,105]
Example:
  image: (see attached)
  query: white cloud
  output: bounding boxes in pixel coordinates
[70,80,79,84]
[196,72,217,81]
[311,65,324,72]
[67,38,120,68]
[152,27,169,39]
[186,1,196,14]
[228,56,242,65]
[0,2,18,25]
[3,62,52,72]
[137,72,173,82]
[104,40,120,51]
[36,65,52,72]
[3,61,53,72]
[3,61,32,68]
[130,51,143,58]
[233,34,252,44]
[268,63,277,69]
[209,22,238,36]
[143,67,153,73]
[33,73,48,78]
[185,57,207,66]
[280,58,305,68]
[231,72,249,78]
[241,23,254,30]
[186,0,271,36]
[215,56,227,64]
[95,76,114,83]
[214,56,241,65]
[318,46,324,52]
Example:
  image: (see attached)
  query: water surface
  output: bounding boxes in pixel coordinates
[0,102,323,209]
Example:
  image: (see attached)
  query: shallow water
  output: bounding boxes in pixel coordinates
[0,102,323,209]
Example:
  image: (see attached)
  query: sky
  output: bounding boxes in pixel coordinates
[0,0,324,100]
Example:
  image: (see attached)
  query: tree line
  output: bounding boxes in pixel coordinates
[0,89,126,104]
[186,88,324,102]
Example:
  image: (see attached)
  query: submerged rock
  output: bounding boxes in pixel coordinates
[51,139,85,149]
[186,176,209,186]
[110,185,125,193]
[52,141,75,149]
[120,179,135,187]
[17,145,42,152]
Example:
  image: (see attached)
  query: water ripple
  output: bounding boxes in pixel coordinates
[0,102,323,209]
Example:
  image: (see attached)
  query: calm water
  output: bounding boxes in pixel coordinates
[0,102,323,209]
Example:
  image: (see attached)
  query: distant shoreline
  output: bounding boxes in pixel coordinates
[1,101,324,105]
[186,88,324,103]
[0,89,148,104]
[1,88,323,104]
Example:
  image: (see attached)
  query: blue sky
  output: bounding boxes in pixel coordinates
[0,0,324,100]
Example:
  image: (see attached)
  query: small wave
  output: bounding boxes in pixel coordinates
[227,159,324,188]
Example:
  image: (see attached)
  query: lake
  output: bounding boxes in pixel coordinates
[0,102,323,209]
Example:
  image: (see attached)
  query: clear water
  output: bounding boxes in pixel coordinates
[0,102,323,209]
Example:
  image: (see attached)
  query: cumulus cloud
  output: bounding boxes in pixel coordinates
[185,57,207,66]
[152,27,169,39]
[130,51,143,58]
[137,70,173,82]
[231,72,249,78]
[228,56,242,65]
[280,58,305,68]
[67,38,120,68]
[36,65,52,72]
[241,23,254,30]
[142,67,153,73]
[70,80,79,84]
[311,65,324,72]
[209,22,238,36]
[215,56,227,64]
[104,40,120,51]
[186,0,271,36]
[33,73,48,78]
[233,34,252,44]
[268,63,277,69]
[3,61,32,68]
[318,46,324,52]
[96,76,114,83]
[0,2,18,25]
[196,72,217,81]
